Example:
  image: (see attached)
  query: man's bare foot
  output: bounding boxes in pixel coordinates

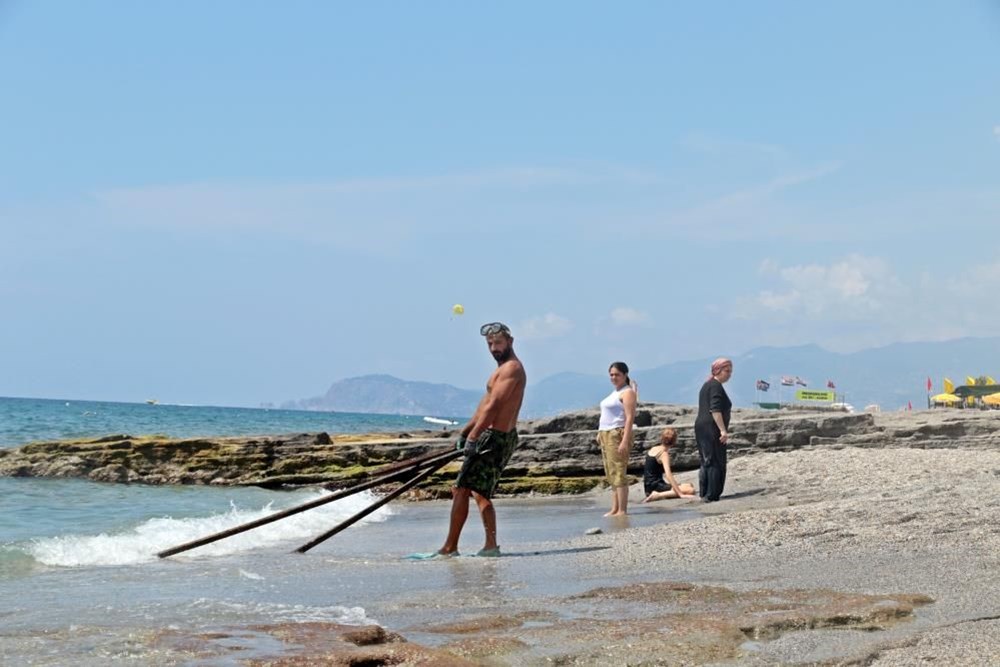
[608,511,627,517]
[603,510,617,517]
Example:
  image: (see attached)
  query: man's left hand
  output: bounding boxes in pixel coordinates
[465,432,491,456]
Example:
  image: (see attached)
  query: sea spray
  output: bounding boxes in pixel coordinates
[22,489,393,567]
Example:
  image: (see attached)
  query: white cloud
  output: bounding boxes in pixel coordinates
[610,307,649,326]
[629,162,845,242]
[82,163,667,256]
[756,289,801,312]
[738,255,898,319]
[729,255,1000,352]
[515,313,574,340]
[91,163,663,228]
[758,258,781,275]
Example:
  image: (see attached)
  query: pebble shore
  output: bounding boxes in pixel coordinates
[559,446,1000,665]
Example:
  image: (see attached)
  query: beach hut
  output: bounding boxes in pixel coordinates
[930,393,961,407]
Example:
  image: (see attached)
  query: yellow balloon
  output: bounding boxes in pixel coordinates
[452,304,465,315]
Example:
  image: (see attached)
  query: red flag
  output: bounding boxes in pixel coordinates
[926,377,932,392]
[908,401,913,411]
[827,380,836,389]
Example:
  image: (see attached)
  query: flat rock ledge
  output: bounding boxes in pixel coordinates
[143,583,936,665]
[2,404,999,495]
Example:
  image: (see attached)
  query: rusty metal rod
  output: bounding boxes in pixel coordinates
[157,447,460,559]
[294,451,459,554]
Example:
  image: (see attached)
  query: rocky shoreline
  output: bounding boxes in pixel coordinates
[3,406,999,664]
[72,442,1000,665]
[2,404,1000,496]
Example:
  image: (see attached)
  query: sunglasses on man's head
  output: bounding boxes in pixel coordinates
[480,322,511,336]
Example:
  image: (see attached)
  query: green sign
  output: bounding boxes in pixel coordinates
[795,389,835,402]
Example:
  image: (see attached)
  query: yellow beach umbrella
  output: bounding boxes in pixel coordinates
[983,392,1000,406]
[930,393,960,404]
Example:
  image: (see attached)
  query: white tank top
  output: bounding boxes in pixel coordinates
[599,387,628,430]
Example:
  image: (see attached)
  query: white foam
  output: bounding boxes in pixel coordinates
[189,598,374,624]
[25,490,393,567]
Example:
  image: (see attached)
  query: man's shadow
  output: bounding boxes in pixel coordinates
[500,546,611,558]
[721,488,767,500]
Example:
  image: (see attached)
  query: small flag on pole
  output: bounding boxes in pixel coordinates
[926,377,932,392]
[781,376,795,386]
[908,401,913,411]
[794,376,808,387]
[756,379,770,392]
[827,380,836,389]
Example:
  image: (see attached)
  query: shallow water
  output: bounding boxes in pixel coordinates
[0,395,697,663]
[0,480,696,664]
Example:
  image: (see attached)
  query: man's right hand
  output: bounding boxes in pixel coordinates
[456,435,468,452]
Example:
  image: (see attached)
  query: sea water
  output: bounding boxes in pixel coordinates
[0,396,445,447]
[0,396,695,664]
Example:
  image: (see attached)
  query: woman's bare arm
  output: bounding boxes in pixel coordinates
[618,388,637,455]
[660,451,695,497]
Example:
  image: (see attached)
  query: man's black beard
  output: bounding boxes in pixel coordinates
[492,348,513,363]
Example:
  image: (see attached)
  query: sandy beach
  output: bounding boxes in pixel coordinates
[366,445,1000,666]
[85,441,995,666]
[572,445,1000,665]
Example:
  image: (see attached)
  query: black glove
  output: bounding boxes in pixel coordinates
[464,432,490,456]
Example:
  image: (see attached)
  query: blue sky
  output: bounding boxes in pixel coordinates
[1,1,998,405]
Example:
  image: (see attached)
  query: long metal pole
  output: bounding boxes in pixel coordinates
[157,447,459,558]
[294,451,459,554]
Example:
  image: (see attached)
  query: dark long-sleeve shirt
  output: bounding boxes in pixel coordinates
[695,378,731,437]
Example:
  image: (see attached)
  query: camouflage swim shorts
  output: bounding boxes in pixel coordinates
[455,429,519,499]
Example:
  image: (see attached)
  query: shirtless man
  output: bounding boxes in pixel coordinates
[436,322,526,558]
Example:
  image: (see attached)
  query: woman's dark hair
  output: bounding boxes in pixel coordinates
[609,361,630,384]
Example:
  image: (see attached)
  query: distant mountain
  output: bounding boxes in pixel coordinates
[284,374,480,417]
[521,371,608,418]
[285,337,1000,418]
[523,337,1000,415]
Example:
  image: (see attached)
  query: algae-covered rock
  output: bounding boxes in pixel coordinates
[2,406,999,494]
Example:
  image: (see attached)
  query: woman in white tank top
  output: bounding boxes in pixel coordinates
[597,361,638,516]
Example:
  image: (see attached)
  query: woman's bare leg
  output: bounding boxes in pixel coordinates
[642,489,679,503]
[608,486,629,516]
[605,490,620,516]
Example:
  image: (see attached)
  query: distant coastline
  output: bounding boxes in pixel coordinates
[284,336,1000,419]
